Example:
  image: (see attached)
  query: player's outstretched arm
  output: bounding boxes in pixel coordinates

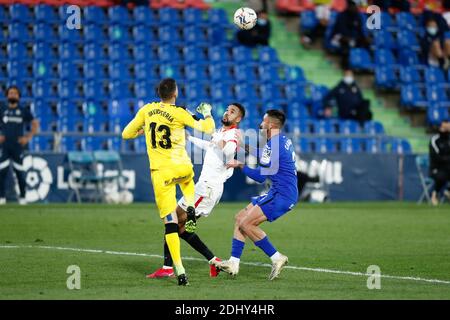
[226,160,266,183]
[122,108,145,140]
[180,103,215,134]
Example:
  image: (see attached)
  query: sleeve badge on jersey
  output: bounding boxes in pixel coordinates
[260,147,271,166]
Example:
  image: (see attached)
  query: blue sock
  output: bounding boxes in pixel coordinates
[231,238,245,259]
[254,236,277,258]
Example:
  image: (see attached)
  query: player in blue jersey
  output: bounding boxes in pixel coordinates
[212,109,298,280]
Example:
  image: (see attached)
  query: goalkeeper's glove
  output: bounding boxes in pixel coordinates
[196,102,213,118]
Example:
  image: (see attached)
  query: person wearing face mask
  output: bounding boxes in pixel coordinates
[420,18,450,69]
[429,120,450,206]
[322,69,372,124]
[236,10,271,47]
[329,0,370,68]
[0,86,39,205]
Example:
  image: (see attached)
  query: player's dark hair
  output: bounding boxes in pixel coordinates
[231,102,246,119]
[5,85,20,98]
[266,109,286,128]
[157,78,177,101]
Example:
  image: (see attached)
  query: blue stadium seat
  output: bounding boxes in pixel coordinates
[109,43,132,61]
[338,120,360,134]
[374,65,399,90]
[7,60,32,80]
[427,106,449,125]
[60,137,83,152]
[157,45,182,62]
[83,137,109,151]
[400,84,428,108]
[84,25,106,43]
[427,85,450,107]
[396,12,417,31]
[38,116,59,133]
[110,81,132,99]
[58,80,78,99]
[183,46,206,62]
[397,30,419,51]
[109,25,131,43]
[287,102,309,120]
[425,67,445,84]
[183,26,208,44]
[208,46,230,62]
[208,8,228,26]
[58,25,82,43]
[83,81,102,101]
[83,6,107,25]
[158,26,181,43]
[184,64,209,81]
[297,138,312,153]
[59,43,82,61]
[231,46,253,63]
[0,6,7,23]
[8,23,31,41]
[235,83,257,101]
[258,84,283,102]
[33,23,56,42]
[300,10,318,33]
[108,6,130,25]
[135,81,158,100]
[400,65,422,83]
[211,83,234,101]
[209,64,232,82]
[313,138,336,153]
[132,25,155,43]
[284,65,306,84]
[349,48,373,70]
[10,3,30,22]
[57,99,84,118]
[365,138,386,153]
[7,42,27,60]
[133,6,155,26]
[390,138,412,154]
[183,8,205,26]
[364,121,384,135]
[373,30,395,49]
[84,43,106,61]
[258,65,281,83]
[309,84,329,108]
[185,82,208,101]
[33,80,54,99]
[84,62,107,80]
[259,47,279,64]
[159,63,182,79]
[159,7,179,25]
[285,83,307,103]
[398,49,419,66]
[29,136,54,152]
[231,64,255,82]
[135,63,159,81]
[109,62,132,81]
[35,4,58,23]
[133,44,157,62]
[313,120,335,134]
[33,42,58,61]
[33,61,58,79]
[340,138,362,154]
[374,48,396,65]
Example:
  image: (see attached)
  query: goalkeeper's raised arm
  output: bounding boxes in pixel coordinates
[177,102,215,135]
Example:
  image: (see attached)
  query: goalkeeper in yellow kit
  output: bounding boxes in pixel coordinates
[122,78,215,286]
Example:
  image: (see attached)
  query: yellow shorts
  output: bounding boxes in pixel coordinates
[150,164,195,218]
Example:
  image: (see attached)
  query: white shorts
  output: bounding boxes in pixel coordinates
[177,180,223,218]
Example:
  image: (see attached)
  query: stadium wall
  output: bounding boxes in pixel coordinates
[2,153,423,203]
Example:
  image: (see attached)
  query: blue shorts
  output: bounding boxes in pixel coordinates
[251,191,297,222]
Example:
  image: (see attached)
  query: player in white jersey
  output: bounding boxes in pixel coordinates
[148,103,246,279]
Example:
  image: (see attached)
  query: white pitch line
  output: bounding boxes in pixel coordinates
[1,244,450,285]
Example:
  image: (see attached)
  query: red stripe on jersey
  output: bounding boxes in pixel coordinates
[194,196,204,208]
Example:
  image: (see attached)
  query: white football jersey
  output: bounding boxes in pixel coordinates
[197,126,241,184]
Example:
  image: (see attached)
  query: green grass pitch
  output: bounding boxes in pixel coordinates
[0,202,449,300]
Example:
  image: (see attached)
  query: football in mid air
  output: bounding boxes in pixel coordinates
[233,7,257,30]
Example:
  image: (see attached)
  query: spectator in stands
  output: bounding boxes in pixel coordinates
[301,0,334,46]
[420,18,450,69]
[0,86,39,205]
[322,69,372,124]
[429,120,450,206]
[236,10,271,47]
[330,0,370,68]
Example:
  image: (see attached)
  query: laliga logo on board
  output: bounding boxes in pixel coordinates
[17,156,53,202]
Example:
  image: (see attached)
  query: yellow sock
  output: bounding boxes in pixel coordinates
[165,232,185,275]
[180,179,195,208]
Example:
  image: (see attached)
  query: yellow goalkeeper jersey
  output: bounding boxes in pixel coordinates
[122,102,215,169]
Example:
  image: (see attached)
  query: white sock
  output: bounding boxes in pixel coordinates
[270,252,282,262]
[162,265,173,269]
[209,256,218,263]
[229,256,240,263]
